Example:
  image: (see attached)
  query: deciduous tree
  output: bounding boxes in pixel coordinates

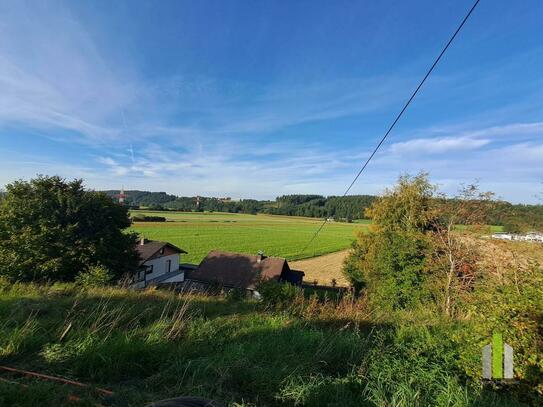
[430,184,495,316]
[343,173,434,309]
[0,175,139,282]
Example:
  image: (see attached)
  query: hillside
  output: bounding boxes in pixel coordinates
[102,190,177,207]
[104,190,378,220]
[102,189,543,230]
[1,234,541,407]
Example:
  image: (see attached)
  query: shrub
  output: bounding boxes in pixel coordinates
[256,280,300,306]
[0,276,10,292]
[225,288,246,302]
[343,230,431,310]
[131,215,166,222]
[75,264,113,287]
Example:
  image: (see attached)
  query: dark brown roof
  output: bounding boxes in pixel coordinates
[135,240,187,265]
[189,250,288,289]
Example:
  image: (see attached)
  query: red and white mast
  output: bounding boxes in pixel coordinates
[118,186,126,205]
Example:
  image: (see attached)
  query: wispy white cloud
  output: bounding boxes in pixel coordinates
[463,122,543,139]
[0,3,542,204]
[390,136,490,154]
[0,1,412,148]
[2,121,542,203]
[388,121,543,156]
[0,2,138,143]
[92,138,367,198]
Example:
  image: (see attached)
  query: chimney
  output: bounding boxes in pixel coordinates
[257,250,265,263]
[140,236,145,246]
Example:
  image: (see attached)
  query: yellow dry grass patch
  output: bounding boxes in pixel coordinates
[290,250,350,287]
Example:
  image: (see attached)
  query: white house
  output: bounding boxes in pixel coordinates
[132,238,187,288]
[491,232,513,240]
[491,231,543,243]
[525,232,543,242]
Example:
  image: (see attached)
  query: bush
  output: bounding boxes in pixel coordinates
[225,288,246,302]
[343,230,431,310]
[0,175,139,282]
[256,280,300,306]
[0,276,10,293]
[75,264,113,287]
[131,215,166,222]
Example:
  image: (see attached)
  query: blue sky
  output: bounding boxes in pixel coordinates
[0,0,542,202]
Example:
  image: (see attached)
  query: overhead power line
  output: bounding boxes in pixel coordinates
[302,0,482,252]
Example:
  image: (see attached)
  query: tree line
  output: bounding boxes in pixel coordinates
[103,190,379,220]
[103,189,543,230]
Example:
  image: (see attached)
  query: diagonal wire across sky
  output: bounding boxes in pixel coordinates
[302,0,482,253]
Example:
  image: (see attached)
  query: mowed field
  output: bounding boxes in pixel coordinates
[290,250,351,287]
[130,210,366,264]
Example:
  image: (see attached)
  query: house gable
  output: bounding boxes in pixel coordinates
[132,240,187,288]
[136,240,187,266]
[146,244,182,262]
[189,250,303,290]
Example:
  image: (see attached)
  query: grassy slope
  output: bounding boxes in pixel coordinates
[130,211,365,264]
[0,284,370,406]
[0,282,530,407]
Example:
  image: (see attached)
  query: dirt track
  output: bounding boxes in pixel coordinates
[290,250,351,287]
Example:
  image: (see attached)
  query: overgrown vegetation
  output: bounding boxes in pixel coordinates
[1,278,539,406]
[343,173,543,405]
[75,264,114,288]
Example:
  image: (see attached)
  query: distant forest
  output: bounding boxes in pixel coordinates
[102,190,543,231]
[102,190,376,221]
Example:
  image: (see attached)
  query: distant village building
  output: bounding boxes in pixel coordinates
[491,232,514,241]
[186,250,304,296]
[132,239,187,288]
[491,231,543,243]
[524,232,543,242]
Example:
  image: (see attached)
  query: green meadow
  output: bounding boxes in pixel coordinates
[130,210,365,264]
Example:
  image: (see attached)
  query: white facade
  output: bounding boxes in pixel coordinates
[132,253,186,288]
[160,272,185,283]
[492,232,543,243]
[492,233,513,240]
[143,253,180,280]
[132,240,188,289]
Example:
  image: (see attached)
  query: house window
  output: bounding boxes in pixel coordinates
[160,248,165,255]
[166,260,171,273]
[145,265,154,275]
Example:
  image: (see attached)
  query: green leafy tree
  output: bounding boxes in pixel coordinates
[0,175,139,282]
[365,172,437,233]
[343,173,434,309]
[75,264,114,287]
